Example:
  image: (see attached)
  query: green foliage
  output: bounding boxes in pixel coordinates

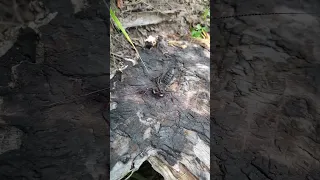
[110,8,136,50]
[110,7,149,73]
[191,24,209,38]
[190,7,210,39]
[202,8,210,20]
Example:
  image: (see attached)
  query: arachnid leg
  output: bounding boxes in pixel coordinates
[151,88,165,98]
[152,88,157,95]
[164,89,180,103]
[158,91,165,97]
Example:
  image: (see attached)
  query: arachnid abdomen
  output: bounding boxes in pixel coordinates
[161,67,175,86]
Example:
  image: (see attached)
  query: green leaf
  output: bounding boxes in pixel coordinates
[202,26,209,32]
[202,8,210,19]
[191,30,197,36]
[110,8,135,51]
[191,30,202,38]
[195,24,202,30]
[110,8,149,73]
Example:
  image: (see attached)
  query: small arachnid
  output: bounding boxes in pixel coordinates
[151,66,177,98]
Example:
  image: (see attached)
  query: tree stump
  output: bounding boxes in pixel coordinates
[110,44,210,180]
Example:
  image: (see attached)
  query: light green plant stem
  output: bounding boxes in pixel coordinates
[104,0,149,74]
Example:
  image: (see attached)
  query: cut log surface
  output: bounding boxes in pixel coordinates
[110,45,210,180]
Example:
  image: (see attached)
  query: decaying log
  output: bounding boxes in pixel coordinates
[110,42,210,180]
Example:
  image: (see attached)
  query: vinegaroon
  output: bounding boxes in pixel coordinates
[151,66,177,98]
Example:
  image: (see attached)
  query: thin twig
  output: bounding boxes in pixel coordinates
[213,12,320,20]
[43,87,109,108]
[125,0,147,6]
[111,34,132,50]
[0,21,20,25]
[124,170,135,180]
[121,0,154,13]
[111,52,127,58]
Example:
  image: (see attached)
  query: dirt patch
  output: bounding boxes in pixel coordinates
[110,0,210,79]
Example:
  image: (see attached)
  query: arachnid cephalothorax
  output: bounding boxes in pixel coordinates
[151,66,177,98]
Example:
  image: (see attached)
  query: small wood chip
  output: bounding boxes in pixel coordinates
[117,0,123,9]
